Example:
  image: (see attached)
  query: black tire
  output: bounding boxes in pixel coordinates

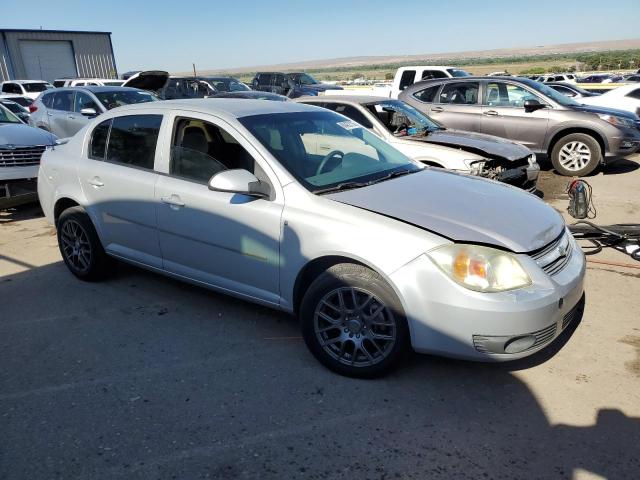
[57,206,111,281]
[550,133,602,177]
[300,263,410,378]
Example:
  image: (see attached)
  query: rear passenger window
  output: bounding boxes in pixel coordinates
[52,91,74,111]
[439,82,479,105]
[412,84,440,103]
[42,92,55,108]
[258,74,272,86]
[106,115,162,169]
[89,119,111,160]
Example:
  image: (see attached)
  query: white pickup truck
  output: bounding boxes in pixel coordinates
[329,66,472,99]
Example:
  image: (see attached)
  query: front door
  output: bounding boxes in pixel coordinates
[480,81,549,151]
[67,91,99,136]
[77,114,164,267]
[154,113,283,305]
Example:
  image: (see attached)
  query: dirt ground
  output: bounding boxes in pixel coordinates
[1,156,639,479]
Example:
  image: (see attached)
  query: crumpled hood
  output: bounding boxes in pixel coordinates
[0,123,57,146]
[414,129,532,161]
[326,169,564,253]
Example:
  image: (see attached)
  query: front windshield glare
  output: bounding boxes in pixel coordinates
[240,111,421,192]
[368,100,441,135]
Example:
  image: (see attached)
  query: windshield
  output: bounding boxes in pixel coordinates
[94,90,158,110]
[0,104,22,123]
[290,73,319,85]
[365,100,442,136]
[23,83,52,92]
[240,110,421,192]
[528,80,581,107]
[447,69,471,78]
[206,78,250,92]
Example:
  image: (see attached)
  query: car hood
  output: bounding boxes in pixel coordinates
[326,169,564,253]
[412,129,532,161]
[571,102,638,119]
[122,70,170,92]
[298,84,343,92]
[0,123,57,146]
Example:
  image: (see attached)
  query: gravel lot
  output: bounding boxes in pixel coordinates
[1,156,639,479]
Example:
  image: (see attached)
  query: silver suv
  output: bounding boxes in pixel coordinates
[29,87,157,138]
[399,77,640,176]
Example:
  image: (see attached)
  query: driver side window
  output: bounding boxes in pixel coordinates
[169,117,256,184]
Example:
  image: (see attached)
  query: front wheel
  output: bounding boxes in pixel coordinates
[300,263,410,378]
[551,133,601,176]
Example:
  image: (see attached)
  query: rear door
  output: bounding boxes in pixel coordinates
[49,90,75,137]
[481,81,549,150]
[271,74,286,95]
[77,113,164,267]
[429,81,482,132]
[255,74,272,92]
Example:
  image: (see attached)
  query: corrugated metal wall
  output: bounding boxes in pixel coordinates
[0,30,116,82]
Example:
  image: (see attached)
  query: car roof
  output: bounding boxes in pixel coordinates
[297,95,390,104]
[52,86,150,93]
[112,98,318,118]
[3,80,49,84]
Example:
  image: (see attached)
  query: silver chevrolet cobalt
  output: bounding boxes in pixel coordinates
[38,99,586,377]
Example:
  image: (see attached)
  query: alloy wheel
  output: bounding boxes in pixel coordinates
[558,141,592,172]
[60,219,92,273]
[313,287,397,368]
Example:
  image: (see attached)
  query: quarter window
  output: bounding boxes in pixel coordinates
[89,119,111,160]
[439,82,479,104]
[412,84,440,103]
[106,115,162,169]
[169,117,256,183]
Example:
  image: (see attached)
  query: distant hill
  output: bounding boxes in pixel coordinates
[180,38,640,76]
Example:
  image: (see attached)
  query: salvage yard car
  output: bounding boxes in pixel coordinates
[1,103,57,208]
[295,95,539,191]
[38,99,586,378]
[251,72,343,98]
[1,80,54,100]
[29,86,158,138]
[400,76,640,176]
[579,83,640,116]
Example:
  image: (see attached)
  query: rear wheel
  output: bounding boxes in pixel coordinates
[300,263,410,378]
[57,206,111,281]
[551,133,601,176]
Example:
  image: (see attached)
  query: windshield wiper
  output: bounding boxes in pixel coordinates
[366,168,418,185]
[314,181,369,195]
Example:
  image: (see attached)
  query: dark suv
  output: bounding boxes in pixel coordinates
[399,76,640,176]
[251,72,342,98]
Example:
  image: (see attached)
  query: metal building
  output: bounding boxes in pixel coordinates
[0,29,117,83]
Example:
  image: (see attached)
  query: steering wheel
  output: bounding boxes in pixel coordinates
[316,150,344,175]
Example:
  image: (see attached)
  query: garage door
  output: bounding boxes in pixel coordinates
[19,40,77,82]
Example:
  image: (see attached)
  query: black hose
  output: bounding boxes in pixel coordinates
[568,222,640,261]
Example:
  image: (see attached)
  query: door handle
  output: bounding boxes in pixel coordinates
[68,115,75,119]
[483,110,499,116]
[161,195,185,208]
[431,106,444,113]
[47,112,53,116]
[88,177,104,187]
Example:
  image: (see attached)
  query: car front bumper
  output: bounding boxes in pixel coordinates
[389,236,586,361]
[604,131,640,160]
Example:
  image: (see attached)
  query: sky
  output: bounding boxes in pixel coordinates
[2,0,640,73]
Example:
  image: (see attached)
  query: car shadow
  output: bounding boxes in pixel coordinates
[0,202,44,224]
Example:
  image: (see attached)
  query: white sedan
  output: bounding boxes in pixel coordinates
[580,84,640,116]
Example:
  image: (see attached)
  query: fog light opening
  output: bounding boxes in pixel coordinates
[503,335,536,354]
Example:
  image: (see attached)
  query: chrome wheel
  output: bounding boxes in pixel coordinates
[558,141,592,172]
[60,219,92,272]
[314,287,396,368]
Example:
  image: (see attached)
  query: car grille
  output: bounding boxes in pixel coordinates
[0,145,46,168]
[529,230,573,276]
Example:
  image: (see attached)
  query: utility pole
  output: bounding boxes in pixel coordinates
[193,63,197,77]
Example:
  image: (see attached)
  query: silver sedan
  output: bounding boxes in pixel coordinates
[37,99,586,377]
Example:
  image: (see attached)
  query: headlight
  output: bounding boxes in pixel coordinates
[597,114,636,129]
[427,244,531,292]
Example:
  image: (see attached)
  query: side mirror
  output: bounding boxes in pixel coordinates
[208,169,270,198]
[524,99,546,113]
[80,107,97,117]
